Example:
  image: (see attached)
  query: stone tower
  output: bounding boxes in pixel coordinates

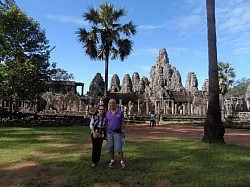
[149,48,184,99]
[120,74,133,93]
[185,72,198,95]
[89,73,104,96]
[110,74,121,93]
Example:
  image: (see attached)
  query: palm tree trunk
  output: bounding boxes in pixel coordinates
[202,0,225,143]
[104,57,108,98]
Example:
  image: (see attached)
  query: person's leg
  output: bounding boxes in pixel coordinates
[118,151,124,161]
[113,133,126,169]
[96,138,103,163]
[107,133,115,167]
[110,151,115,160]
[91,134,98,166]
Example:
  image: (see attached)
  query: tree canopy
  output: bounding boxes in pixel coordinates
[0,5,54,104]
[51,68,74,81]
[227,77,250,97]
[218,62,235,96]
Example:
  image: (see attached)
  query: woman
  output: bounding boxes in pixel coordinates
[155,114,160,126]
[89,104,106,167]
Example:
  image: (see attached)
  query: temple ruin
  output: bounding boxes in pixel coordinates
[1,48,250,122]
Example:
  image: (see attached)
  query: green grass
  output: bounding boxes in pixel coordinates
[0,125,249,187]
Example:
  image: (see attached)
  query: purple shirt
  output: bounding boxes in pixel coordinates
[106,109,124,134]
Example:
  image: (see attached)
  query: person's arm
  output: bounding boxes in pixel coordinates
[105,121,108,132]
[122,121,125,132]
[121,111,125,133]
[89,116,97,138]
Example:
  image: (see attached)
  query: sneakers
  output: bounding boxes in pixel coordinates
[92,163,97,168]
[108,160,115,168]
[108,160,126,169]
[121,161,126,169]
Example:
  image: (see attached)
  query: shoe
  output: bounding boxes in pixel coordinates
[108,160,115,168]
[92,163,97,168]
[121,161,126,169]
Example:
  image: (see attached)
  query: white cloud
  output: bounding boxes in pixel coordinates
[135,65,151,73]
[138,24,165,30]
[133,48,159,56]
[174,14,203,30]
[168,47,188,57]
[233,47,250,55]
[216,1,250,56]
[45,14,87,26]
[217,1,250,33]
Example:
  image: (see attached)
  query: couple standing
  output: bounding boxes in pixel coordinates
[89,99,126,169]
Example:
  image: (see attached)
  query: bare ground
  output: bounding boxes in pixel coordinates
[126,124,250,148]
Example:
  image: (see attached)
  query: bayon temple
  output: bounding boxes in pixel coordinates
[1,48,250,121]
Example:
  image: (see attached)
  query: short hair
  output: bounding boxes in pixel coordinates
[109,99,116,104]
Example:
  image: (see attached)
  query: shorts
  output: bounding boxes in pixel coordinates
[107,132,122,152]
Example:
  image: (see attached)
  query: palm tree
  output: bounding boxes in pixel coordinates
[77,3,136,98]
[202,0,225,143]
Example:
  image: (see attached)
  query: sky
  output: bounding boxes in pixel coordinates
[15,0,250,94]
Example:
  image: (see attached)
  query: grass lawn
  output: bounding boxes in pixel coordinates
[0,125,249,187]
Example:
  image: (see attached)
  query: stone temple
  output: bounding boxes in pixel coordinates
[88,48,208,116]
[1,48,250,121]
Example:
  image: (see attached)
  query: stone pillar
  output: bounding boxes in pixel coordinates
[183,104,186,115]
[197,106,200,116]
[119,99,122,109]
[191,104,193,115]
[203,106,206,116]
[165,100,169,114]
[174,104,177,114]
[187,102,190,115]
[79,100,82,112]
[146,99,149,114]
[171,101,174,114]
[163,100,166,114]
[67,100,71,111]
[155,100,157,113]
[137,99,140,114]
[157,100,160,114]
[128,101,132,116]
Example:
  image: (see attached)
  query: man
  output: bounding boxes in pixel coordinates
[105,99,126,169]
[149,111,155,127]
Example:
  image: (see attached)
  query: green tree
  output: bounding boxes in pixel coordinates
[202,0,225,144]
[0,5,54,116]
[218,62,235,96]
[227,77,250,96]
[76,3,136,98]
[52,68,74,81]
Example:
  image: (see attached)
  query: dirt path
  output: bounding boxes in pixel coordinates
[125,124,250,148]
